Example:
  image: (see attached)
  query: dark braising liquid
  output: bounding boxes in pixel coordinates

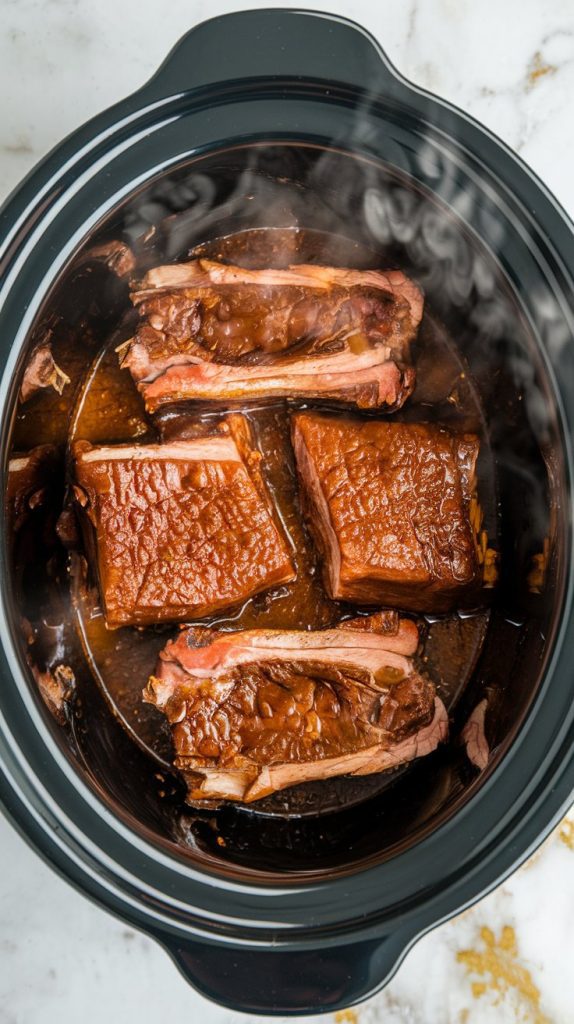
[14,227,497,819]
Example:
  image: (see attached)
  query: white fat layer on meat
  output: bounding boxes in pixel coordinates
[8,457,32,473]
[180,698,448,803]
[133,260,424,324]
[76,437,242,464]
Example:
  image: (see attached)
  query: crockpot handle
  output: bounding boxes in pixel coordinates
[141,9,400,100]
[161,934,406,1014]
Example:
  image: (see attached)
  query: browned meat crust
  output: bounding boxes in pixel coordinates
[72,417,295,628]
[292,412,480,613]
[119,260,422,411]
[144,614,448,803]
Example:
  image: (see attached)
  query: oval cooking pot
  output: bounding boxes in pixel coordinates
[0,9,574,1016]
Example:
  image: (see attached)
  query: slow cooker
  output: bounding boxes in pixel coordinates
[0,8,573,1016]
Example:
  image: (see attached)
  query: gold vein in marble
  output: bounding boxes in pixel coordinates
[526,51,558,90]
[457,925,549,1023]
[558,818,574,851]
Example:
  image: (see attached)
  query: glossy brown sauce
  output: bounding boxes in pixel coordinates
[14,227,496,817]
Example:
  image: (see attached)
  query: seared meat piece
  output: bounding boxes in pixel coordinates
[74,240,135,277]
[128,260,423,365]
[292,412,480,613]
[120,260,422,411]
[30,663,75,725]
[461,699,489,770]
[144,613,448,804]
[20,341,70,403]
[72,417,295,628]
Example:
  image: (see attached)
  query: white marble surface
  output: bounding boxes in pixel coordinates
[1,1,574,1022]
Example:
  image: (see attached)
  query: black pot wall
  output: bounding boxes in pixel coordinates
[0,10,573,1016]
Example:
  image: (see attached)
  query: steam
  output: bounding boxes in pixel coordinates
[115,135,561,565]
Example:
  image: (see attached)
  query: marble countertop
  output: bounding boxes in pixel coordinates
[1,1,574,1022]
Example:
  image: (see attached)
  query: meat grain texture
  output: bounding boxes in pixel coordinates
[292,412,480,613]
[72,422,294,628]
[144,613,448,803]
[121,260,422,411]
